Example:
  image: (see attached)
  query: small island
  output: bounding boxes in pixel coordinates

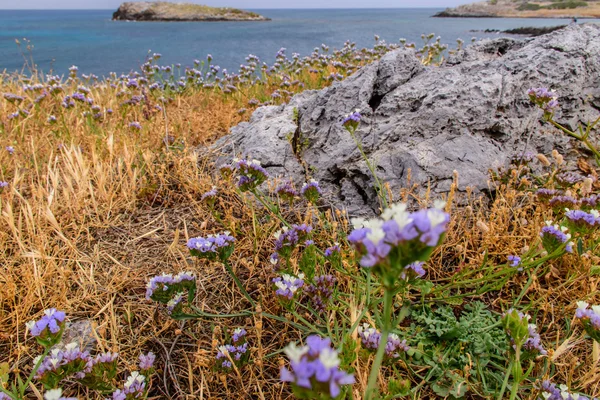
[112,1,271,22]
[433,0,600,18]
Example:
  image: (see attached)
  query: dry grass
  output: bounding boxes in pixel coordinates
[1,46,599,399]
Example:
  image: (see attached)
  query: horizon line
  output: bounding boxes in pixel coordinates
[0,6,446,10]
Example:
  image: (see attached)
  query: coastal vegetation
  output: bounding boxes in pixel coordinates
[434,0,600,18]
[1,32,599,399]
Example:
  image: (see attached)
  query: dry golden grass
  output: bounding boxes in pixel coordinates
[1,56,599,399]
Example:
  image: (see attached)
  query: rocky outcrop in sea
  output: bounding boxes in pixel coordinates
[213,24,600,214]
[112,2,270,22]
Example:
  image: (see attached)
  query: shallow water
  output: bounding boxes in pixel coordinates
[1,8,598,77]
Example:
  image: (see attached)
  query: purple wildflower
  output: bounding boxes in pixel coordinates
[540,222,573,254]
[233,158,268,191]
[187,232,235,260]
[503,309,547,357]
[342,110,361,131]
[536,188,560,202]
[3,93,25,104]
[275,181,298,204]
[129,122,142,130]
[0,181,8,191]
[145,271,196,304]
[349,202,449,274]
[549,195,579,210]
[527,87,559,115]
[201,186,218,205]
[324,244,341,257]
[581,195,598,210]
[280,335,355,399]
[139,352,155,371]
[301,179,322,203]
[26,309,66,345]
[357,324,410,358]
[565,209,599,233]
[556,172,584,186]
[119,371,146,398]
[216,330,249,371]
[274,224,313,259]
[232,328,247,343]
[401,261,426,279]
[575,301,600,342]
[35,342,91,386]
[273,273,305,300]
[508,255,521,268]
[540,381,591,400]
[304,275,336,312]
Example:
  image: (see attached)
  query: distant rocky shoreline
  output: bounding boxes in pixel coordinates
[112,1,271,22]
[471,25,567,36]
[433,0,600,18]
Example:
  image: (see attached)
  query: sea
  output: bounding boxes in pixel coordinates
[1,8,599,78]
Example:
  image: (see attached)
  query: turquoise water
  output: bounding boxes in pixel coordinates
[1,9,597,77]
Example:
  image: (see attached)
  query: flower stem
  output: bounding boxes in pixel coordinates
[223,259,256,307]
[365,288,393,399]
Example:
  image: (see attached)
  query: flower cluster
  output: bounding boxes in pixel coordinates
[357,324,410,359]
[400,261,426,280]
[77,352,119,391]
[273,273,305,300]
[342,109,362,131]
[580,195,598,210]
[26,309,66,346]
[145,271,196,312]
[536,188,560,201]
[565,209,599,234]
[272,224,313,260]
[527,87,559,115]
[200,186,217,206]
[216,328,249,370]
[109,371,147,400]
[324,243,341,258]
[187,232,235,261]
[540,222,573,254]
[508,255,522,268]
[275,181,298,204]
[138,352,156,371]
[556,171,584,187]
[35,342,91,389]
[233,158,269,191]
[348,202,449,283]
[300,179,322,203]
[502,309,547,358]
[540,380,592,400]
[280,335,355,399]
[575,301,600,342]
[304,275,336,312]
[549,195,579,210]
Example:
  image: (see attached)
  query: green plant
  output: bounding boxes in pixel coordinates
[405,302,508,397]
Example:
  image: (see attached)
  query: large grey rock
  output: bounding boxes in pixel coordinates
[213,24,600,214]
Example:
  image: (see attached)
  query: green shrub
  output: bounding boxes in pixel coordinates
[544,0,588,9]
[517,2,542,10]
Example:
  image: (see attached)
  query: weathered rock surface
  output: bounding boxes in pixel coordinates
[213,24,600,214]
[112,2,270,22]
